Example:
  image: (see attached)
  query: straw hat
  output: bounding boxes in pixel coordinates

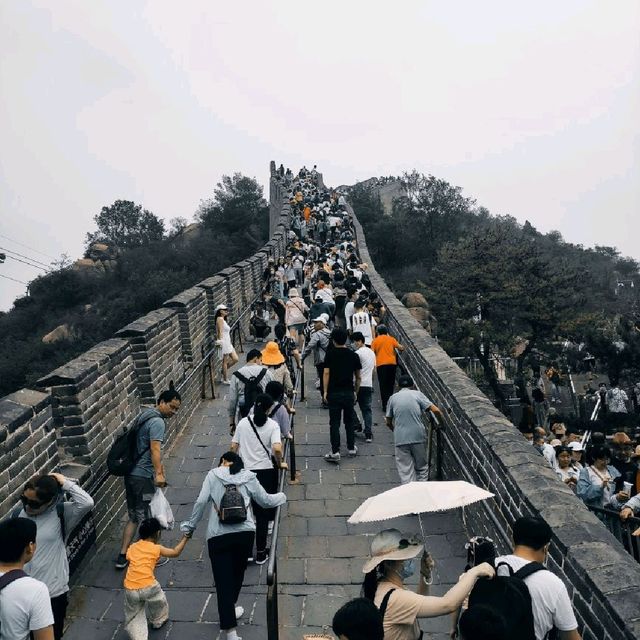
[611,432,632,445]
[288,288,299,298]
[261,341,285,366]
[362,529,423,574]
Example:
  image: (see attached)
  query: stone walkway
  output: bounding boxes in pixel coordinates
[64,341,467,639]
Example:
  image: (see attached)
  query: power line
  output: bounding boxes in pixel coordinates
[3,254,48,271]
[0,233,57,260]
[0,246,50,269]
[0,273,28,285]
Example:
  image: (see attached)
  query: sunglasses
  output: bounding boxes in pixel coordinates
[21,495,46,509]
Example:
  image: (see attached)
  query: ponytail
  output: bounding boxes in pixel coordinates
[253,393,272,427]
[362,568,379,602]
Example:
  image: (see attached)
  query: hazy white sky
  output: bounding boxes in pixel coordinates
[1,0,639,310]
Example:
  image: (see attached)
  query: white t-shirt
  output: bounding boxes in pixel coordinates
[345,301,356,329]
[0,572,54,640]
[232,417,281,470]
[356,346,376,388]
[494,555,578,640]
[351,311,376,345]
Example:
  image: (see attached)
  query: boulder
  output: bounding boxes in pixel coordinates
[402,292,428,308]
[73,258,97,271]
[42,324,73,344]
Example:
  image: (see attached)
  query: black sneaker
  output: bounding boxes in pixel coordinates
[115,553,128,570]
[256,550,268,565]
[365,435,373,443]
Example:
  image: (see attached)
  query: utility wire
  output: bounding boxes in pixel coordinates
[3,254,48,271]
[0,273,28,285]
[0,233,57,260]
[0,246,50,269]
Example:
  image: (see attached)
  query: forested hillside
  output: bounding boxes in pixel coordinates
[350,173,640,400]
[0,174,268,397]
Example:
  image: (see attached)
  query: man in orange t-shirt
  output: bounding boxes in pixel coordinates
[370,325,405,411]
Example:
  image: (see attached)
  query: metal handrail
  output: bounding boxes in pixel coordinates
[266,337,304,640]
[587,504,640,563]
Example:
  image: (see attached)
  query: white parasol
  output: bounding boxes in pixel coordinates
[348,481,494,538]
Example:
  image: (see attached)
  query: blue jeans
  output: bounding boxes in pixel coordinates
[328,389,356,453]
[357,387,373,437]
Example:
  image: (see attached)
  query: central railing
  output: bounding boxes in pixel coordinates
[266,337,304,640]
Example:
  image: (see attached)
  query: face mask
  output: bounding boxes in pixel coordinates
[396,559,416,580]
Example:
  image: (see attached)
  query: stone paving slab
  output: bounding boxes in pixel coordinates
[64,333,469,639]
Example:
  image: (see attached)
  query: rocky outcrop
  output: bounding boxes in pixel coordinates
[401,292,428,308]
[42,324,74,344]
[401,291,437,335]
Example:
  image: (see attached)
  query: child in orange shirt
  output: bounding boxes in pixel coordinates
[123,518,190,640]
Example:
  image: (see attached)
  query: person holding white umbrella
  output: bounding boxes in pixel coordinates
[361,529,494,640]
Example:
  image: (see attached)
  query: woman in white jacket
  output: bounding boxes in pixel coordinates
[181,452,286,640]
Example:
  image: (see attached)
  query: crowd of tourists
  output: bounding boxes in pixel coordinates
[0,165,630,640]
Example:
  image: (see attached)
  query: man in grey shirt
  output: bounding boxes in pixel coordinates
[116,386,182,570]
[385,374,442,484]
[228,349,272,434]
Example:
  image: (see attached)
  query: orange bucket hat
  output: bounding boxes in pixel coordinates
[261,341,285,366]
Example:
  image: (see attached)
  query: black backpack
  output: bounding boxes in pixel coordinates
[467,561,547,640]
[234,369,267,418]
[213,485,247,524]
[107,412,155,476]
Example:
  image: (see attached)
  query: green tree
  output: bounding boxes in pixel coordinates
[197,173,268,248]
[86,200,165,249]
[430,224,582,403]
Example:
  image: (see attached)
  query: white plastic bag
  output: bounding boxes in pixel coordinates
[150,488,174,530]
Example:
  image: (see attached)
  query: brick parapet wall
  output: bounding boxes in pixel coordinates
[0,168,290,566]
[0,389,58,516]
[163,286,210,368]
[115,309,185,405]
[351,212,640,639]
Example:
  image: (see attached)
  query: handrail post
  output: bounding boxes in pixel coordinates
[300,361,305,401]
[267,556,279,640]
[289,415,297,482]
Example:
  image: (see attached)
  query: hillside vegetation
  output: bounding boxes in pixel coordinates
[350,173,640,401]
[0,174,268,397]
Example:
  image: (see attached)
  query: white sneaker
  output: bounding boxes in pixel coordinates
[324,452,341,463]
[235,605,245,619]
[348,446,358,457]
[221,380,231,385]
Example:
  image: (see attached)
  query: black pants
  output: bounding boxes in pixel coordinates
[328,389,356,453]
[208,531,255,630]
[252,468,278,553]
[51,593,68,640]
[377,364,397,411]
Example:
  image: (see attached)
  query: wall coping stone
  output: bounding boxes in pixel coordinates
[115,308,177,338]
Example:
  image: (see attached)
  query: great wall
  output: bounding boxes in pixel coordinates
[1,162,638,639]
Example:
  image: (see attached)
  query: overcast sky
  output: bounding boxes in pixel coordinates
[1,0,639,310]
